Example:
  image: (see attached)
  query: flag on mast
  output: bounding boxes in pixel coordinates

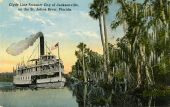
[51,42,60,59]
[51,42,59,50]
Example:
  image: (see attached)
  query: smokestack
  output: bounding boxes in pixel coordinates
[38,32,45,56]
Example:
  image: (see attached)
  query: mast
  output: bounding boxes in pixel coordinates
[58,42,60,59]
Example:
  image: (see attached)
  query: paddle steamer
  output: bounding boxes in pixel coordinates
[13,32,65,88]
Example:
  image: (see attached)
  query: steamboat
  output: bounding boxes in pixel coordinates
[13,32,66,88]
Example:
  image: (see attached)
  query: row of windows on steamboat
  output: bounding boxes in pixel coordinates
[17,64,63,74]
[20,76,30,80]
[40,55,55,60]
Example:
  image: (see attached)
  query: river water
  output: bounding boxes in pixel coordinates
[0,82,78,107]
[0,82,170,107]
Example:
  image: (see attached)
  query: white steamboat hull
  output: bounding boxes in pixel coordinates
[13,76,66,88]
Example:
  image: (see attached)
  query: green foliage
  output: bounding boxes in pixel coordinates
[0,73,13,82]
[114,70,125,80]
[72,43,103,81]
[71,0,170,96]
[110,0,170,90]
[143,88,170,97]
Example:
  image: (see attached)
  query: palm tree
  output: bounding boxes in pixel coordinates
[89,0,113,81]
[75,43,87,83]
[102,0,113,82]
[89,0,107,76]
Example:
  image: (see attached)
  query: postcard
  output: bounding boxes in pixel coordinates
[0,0,170,107]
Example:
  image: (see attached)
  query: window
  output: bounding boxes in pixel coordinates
[52,65,54,68]
[54,72,59,77]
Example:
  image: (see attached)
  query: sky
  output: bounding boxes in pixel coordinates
[0,0,127,73]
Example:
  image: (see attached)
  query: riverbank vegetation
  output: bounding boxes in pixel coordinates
[69,0,170,101]
[0,73,13,82]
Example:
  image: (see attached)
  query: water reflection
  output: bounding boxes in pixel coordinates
[0,82,78,107]
[0,82,170,107]
[71,82,170,107]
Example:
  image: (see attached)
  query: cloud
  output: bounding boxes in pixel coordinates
[46,31,66,38]
[13,0,20,4]
[35,17,46,24]
[74,31,99,38]
[0,23,15,28]
[14,11,33,21]
[13,10,55,25]
[46,19,55,26]
[0,24,5,28]
[80,12,92,20]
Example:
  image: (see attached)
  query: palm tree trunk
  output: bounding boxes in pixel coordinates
[99,15,107,78]
[103,13,110,81]
[82,47,87,83]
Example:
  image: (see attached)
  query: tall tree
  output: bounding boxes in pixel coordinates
[111,0,170,89]
[75,43,87,83]
[89,0,107,76]
[101,0,113,74]
[89,0,113,81]
[111,0,154,89]
[74,43,103,82]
